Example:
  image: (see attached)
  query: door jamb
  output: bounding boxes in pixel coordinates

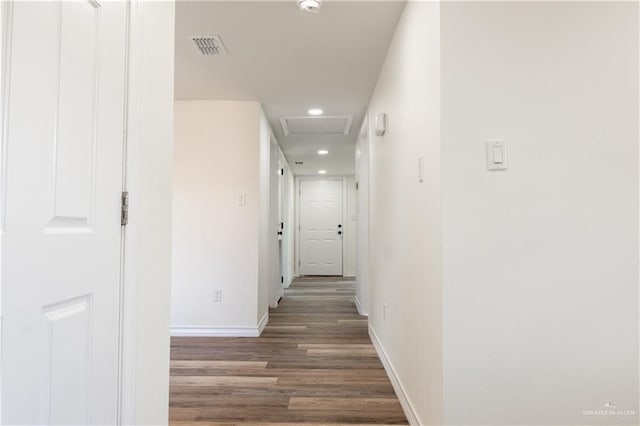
[0,2,12,420]
[119,0,143,422]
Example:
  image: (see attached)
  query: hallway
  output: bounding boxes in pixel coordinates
[169,277,408,425]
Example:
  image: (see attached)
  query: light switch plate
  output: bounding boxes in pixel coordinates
[487,140,507,171]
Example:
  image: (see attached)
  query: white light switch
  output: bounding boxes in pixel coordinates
[418,156,425,183]
[239,193,247,207]
[492,146,504,164]
[487,140,507,171]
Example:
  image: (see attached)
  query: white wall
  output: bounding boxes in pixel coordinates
[172,101,263,333]
[355,117,370,315]
[0,4,5,419]
[124,1,175,423]
[440,2,639,424]
[363,1,639,425]
[258,110,272,319]
[365,2,442,424]
[172,100,286,335]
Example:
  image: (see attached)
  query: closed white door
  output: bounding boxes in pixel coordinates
[2,1,128,424]
[299,180,343,276]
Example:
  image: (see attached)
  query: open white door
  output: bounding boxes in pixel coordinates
[299,179,343,276]
[277,153,285,297]
[2,1,128,424]
[269,143,282,307]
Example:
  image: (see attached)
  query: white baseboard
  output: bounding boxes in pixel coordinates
[172,312,269,337]
[285,276,294,288]
[172,318,268,338]
[369,325,421,425]
[343,273,356,278]
[257,312,269,335]
[354,296,368,316]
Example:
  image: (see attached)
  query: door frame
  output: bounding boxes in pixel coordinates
[120,0,174,423]
[295,176,348,277]
[120,0,140,422]
[0,2,10,419]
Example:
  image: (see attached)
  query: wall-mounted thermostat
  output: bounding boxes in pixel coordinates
[375,113,387,136]
[486,140,507,171]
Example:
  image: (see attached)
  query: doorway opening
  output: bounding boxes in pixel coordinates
[167,0,406,423]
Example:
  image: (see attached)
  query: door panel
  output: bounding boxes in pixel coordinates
[49,0,100,230]
[2,1,128,424]
[299,180,343,276]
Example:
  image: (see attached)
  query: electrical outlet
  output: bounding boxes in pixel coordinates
[383,303,387,321]
[213,289,223,303]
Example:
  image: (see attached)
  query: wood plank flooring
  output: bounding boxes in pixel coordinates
[169,277,408,425]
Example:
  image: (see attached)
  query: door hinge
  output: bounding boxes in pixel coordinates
[298,260,301,267]
[121,191,129,226]
[279,168,284,175]
[281,276,284,284]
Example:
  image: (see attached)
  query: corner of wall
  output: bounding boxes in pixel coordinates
[364,1,443,424]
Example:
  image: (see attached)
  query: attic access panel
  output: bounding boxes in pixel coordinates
[280,116,353,136]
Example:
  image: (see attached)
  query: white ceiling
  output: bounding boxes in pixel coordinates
[174,0,405,176]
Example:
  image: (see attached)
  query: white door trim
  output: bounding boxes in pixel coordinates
[119,2,174,423]
[119,0,142,422]
[0,2,12,420]
[295,176,347,277]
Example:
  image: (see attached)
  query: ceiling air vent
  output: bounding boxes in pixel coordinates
[280,116,353,136]
[191,35,227,56]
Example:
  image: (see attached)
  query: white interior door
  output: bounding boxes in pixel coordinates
[279,158,289,288]
[269,143,281,307]
[277,154,284,291]
[299,179,343,276]
[2,1,128,424]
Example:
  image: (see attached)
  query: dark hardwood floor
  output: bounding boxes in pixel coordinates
[169,277,408,425]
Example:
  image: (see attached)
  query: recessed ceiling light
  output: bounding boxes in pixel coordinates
[317,149,329,155]
[308,108,323,116]
[318,170,327,174]
[298,0,322,13]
